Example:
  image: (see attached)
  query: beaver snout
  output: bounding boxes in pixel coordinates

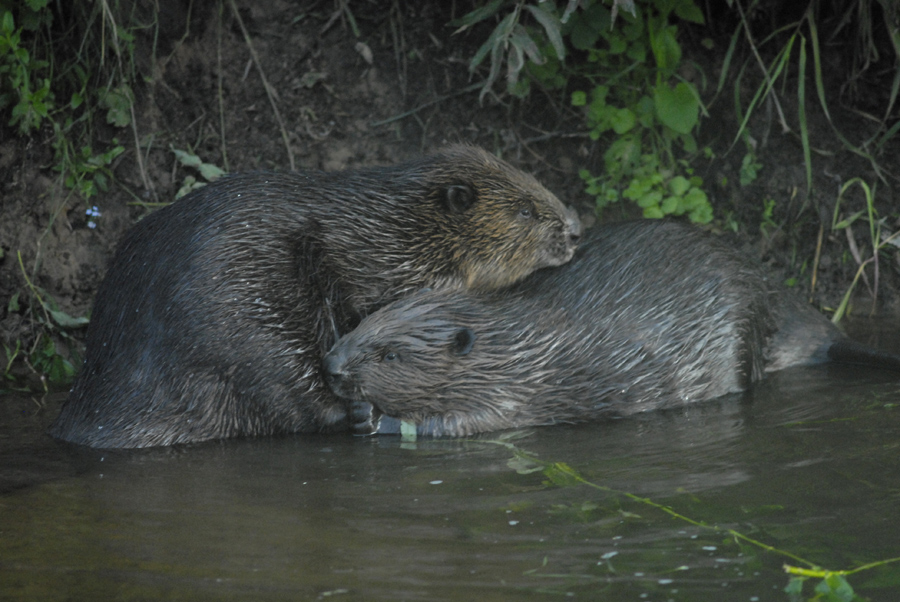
[565,206,582,246]
[322,351,349,394]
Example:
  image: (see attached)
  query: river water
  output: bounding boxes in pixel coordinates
[1,319,899,601]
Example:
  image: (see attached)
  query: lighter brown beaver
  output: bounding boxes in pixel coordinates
[50,144,581,448]
[323,220,900,438]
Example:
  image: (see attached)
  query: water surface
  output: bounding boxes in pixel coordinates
[2,319,899,601]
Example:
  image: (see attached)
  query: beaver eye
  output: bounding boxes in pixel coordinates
[517,199,536,219]
[382,350,399,362]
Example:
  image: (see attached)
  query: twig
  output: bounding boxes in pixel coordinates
[370,82,484,127]
[227,0,295,171]
[129,102,155,200]
[217,0,230,172]
[735,0,791,135]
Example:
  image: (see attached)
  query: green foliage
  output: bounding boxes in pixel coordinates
[829,178,900,323]
[568,0,711,222]
[0,5,54,133]
[0,1,136,206]
[455,0,712,223]
[0,1,140,388]
[172,148,227,199]
[9,251,88,390]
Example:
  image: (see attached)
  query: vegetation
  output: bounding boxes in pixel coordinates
[1,0,899,386]
[493,438,900,602]
[1,0,137,389]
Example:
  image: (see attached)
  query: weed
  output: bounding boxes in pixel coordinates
[172,147,227,199]
[493,439,900,602]
[454,0,713,223]
[829,178,900,322]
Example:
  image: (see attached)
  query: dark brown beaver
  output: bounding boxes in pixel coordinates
[50,145,582,448]
[323,219,900,437]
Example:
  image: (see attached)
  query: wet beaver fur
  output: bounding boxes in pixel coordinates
[323,219,900,437]
[51,145,582,448]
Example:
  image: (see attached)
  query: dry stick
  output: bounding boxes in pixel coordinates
[227,0,295,171]
[809,220,824,302]
[129,102,155,200]
[217,0,230,172]
[370,82,484,127]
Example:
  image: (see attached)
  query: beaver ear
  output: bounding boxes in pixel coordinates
[442,184,476,214]
[451,327,476,356]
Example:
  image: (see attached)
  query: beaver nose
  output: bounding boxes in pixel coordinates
[322,351,346,389]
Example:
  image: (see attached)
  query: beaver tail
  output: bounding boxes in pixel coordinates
[827,339,900,372]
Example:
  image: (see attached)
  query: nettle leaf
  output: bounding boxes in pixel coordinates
[654,81,698,134]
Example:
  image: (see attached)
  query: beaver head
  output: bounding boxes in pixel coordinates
[321,289,554,435]
[414,145,582,290]
[319,145,582,299]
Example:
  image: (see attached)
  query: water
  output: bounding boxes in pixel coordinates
[2,319,900,601]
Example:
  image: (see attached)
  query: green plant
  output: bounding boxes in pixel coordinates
[12,251,88,390]
[0,1,144,387]
[453,0,712,222]
[491,439,900,602]
[829,178,900,323]
[569,0,711,222]
[0,3,54,133]
[1,2,137,207]
[172,147,227,199]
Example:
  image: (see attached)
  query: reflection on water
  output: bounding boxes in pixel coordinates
[1,319,900,601]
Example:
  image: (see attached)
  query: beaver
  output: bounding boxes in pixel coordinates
[323,219,900,437]
[50,145,582,448]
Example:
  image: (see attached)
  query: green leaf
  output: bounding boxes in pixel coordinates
[49,308,89,329]
[470,10,516,71]
[524,4,564,61]
[2,11,14,35]
[509,24,542,66]
[814,573,855,602]
[198,162,226,182]
[660,195,679,214]
[610,107,636,134]
[674,0,705,24]
[570,17,600,51]
[649,23,680,72]
[25,0,52,12]
[450,0,505,30]
[508,455,544,474]
[784,576,806,595]
[571,90,587,106]
[100,86,133,128]
[669,175,690,196]
[654,81,699,134]
[173,148,203,169]
[643,205,664,218]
